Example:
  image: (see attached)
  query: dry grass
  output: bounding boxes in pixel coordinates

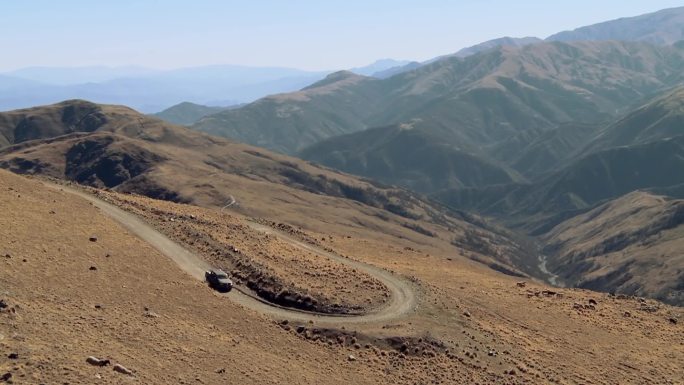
[1,170,682,385]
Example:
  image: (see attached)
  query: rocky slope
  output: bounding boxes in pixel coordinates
[2,168,682,385]
[542,191,684,306]
[0,100,531,288]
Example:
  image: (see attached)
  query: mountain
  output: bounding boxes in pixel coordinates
[357,37,543,81]
[437,36,543,61]
[4,156,682,385]
[582,85,684,153]
[0,74,46,90]
[193,41,684,162]
[0,100,529,274]
[0,65,328,112]
[193,71,383,154]
[547,6,684,45]
[6,66,158,85]
[350,59,412,76]
[542,191,684,306]
[153,102,236,126]
[434,86,684,232]
[300,123,523,193]
[371,61,422,79]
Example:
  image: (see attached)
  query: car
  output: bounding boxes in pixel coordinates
[205,269,233,292]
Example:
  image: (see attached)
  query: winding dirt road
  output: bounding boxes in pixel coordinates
[53,184,417,326]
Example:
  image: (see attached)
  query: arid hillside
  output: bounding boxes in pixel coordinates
[1,169,682,385]
[542,191,684,305]
[0,100,531,289]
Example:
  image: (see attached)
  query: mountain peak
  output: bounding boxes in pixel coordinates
[302,70,370,90]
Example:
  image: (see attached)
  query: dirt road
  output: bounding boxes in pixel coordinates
[52,183,417,326]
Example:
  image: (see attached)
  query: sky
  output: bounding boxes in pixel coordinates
[0,0,683,71]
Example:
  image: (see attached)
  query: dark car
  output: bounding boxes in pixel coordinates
[205,269,233,292]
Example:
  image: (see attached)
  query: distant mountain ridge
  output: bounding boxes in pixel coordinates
[153,102,237,126]
[547,6,684,45]
[193,40,684,161]
[0,65,329,113]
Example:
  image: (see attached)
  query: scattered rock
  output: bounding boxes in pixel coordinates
[7,353,18,359]
[0,300,7,309]
[516,281,526,288]
[623,311,631,317]
[639,303,659,313]
[463,310,471,318]
[94,304,102,309]
[348,354,357,362]
[588,299,597,305]
[89,266,97,271]
[573,302,594,311]
[669,317,678,325]
[215,368,226,374]
[1,372,11,382]
[143,310,159,318]
[3,254,10,258]
[112,364,134,376]
[86,356,110,367]
[89,236,98,242]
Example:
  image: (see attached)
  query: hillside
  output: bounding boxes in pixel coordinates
[436,134,684,233]
[3,157,683,385]
[434,84,684,229]
[193,41,684,162]
[581,85,684,153]
[547,6,684,45]
[0,100,532,282]
[153,101,233,125]
[193,71,383,154]
[542,191,684,306]
[300,123,523,193]
[0,65,327,112]
[440,36,542,60]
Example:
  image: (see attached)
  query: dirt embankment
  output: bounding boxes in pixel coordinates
[96,190,394,315]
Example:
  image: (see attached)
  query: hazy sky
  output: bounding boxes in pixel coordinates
[1,0,682,71]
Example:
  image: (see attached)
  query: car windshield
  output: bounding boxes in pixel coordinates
[214,271,228,278]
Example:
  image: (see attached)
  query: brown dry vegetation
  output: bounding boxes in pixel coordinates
[2,170,682,384]
[543,191,684,305]
[97,189,390,314]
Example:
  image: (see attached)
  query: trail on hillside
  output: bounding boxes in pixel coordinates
[51,183,417,326]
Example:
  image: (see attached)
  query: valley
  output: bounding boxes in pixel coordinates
[1,4,684,384]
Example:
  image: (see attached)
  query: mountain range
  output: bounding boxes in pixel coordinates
[0,60,410,114]
[2,6,684,307]
[183,6,684,305]
[3,6,684,385]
